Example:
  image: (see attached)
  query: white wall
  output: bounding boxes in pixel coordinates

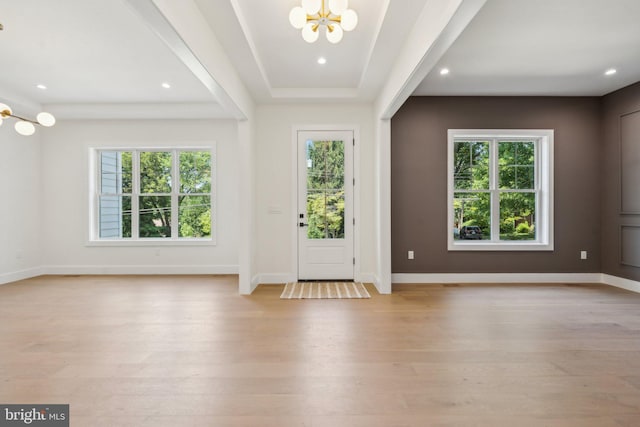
[0,126,43,284]
[254,104,377,284]
[40,119,239,274]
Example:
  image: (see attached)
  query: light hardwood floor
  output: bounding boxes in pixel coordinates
[2,275,640,426]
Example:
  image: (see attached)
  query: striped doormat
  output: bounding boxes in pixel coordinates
[281,282,370,299]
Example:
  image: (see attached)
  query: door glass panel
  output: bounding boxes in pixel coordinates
[306,139,345,239]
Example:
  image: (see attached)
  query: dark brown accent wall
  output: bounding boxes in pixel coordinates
[601,81,640,281]
[391,96,602,273]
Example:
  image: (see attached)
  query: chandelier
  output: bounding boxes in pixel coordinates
[0,102,56,136]
[289,0,358,44]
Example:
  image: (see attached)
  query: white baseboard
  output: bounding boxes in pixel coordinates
[4,267,640,296]
[360,273,385,293]
[254,273,380,287]
[41,265,239,275]
[250,275,261,293]
[250,273,380,293]
[359,273,379,285]
[601,273,640,293]
[392,273,602,284]
[253,274,295,285]
[0,267,44,286]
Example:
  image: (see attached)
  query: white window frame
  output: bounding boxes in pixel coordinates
[447,129,553,251]
[88,146,216,246]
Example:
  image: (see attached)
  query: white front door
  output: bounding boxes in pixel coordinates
[297,130,354,280]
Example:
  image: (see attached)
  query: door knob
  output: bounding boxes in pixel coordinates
[299,222,308,227]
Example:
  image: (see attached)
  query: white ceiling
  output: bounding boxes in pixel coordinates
[194,0,428,102]
[1,0,639,119]
[0,0,214,106]
[415,0,640,96]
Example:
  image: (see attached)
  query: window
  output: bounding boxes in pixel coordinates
[91,148,214,243]
[448,130,553,251]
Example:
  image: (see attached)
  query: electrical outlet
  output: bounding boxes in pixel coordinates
[408,250,414,260]
[580,250,587,260]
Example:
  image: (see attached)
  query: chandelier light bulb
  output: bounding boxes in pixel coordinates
[301,0,321,15]
[15,120,35,136]
[329,0,348,15]
[0,101,56,135]
[290,0,357,44]
[289,6,307,29]
[340,9,358,31]
[302,22,319,43]
[37,112,56,127]
[0,102,12,117]
[326,24,343,44]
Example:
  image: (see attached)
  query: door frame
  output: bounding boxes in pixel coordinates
[291,124,361,282]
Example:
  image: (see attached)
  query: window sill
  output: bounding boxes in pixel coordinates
[86,239,216,247]
[448,241,553,251]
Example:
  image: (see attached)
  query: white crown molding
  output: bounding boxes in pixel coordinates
[44,103,232,120]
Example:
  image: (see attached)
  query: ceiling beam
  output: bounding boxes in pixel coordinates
[375,0,487,120]
[125,0,254,121]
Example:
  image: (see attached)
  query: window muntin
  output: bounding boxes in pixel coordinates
[94,148,214,242]
[448,130,553,251]
[499,141,535,190]
[453,140,489,190]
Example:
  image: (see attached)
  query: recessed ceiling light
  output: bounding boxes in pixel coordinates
[604,68,617,76]
[161,82,171,89]
[36,84,47,90]
[317,57,327,65]
[440,68,450,76]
